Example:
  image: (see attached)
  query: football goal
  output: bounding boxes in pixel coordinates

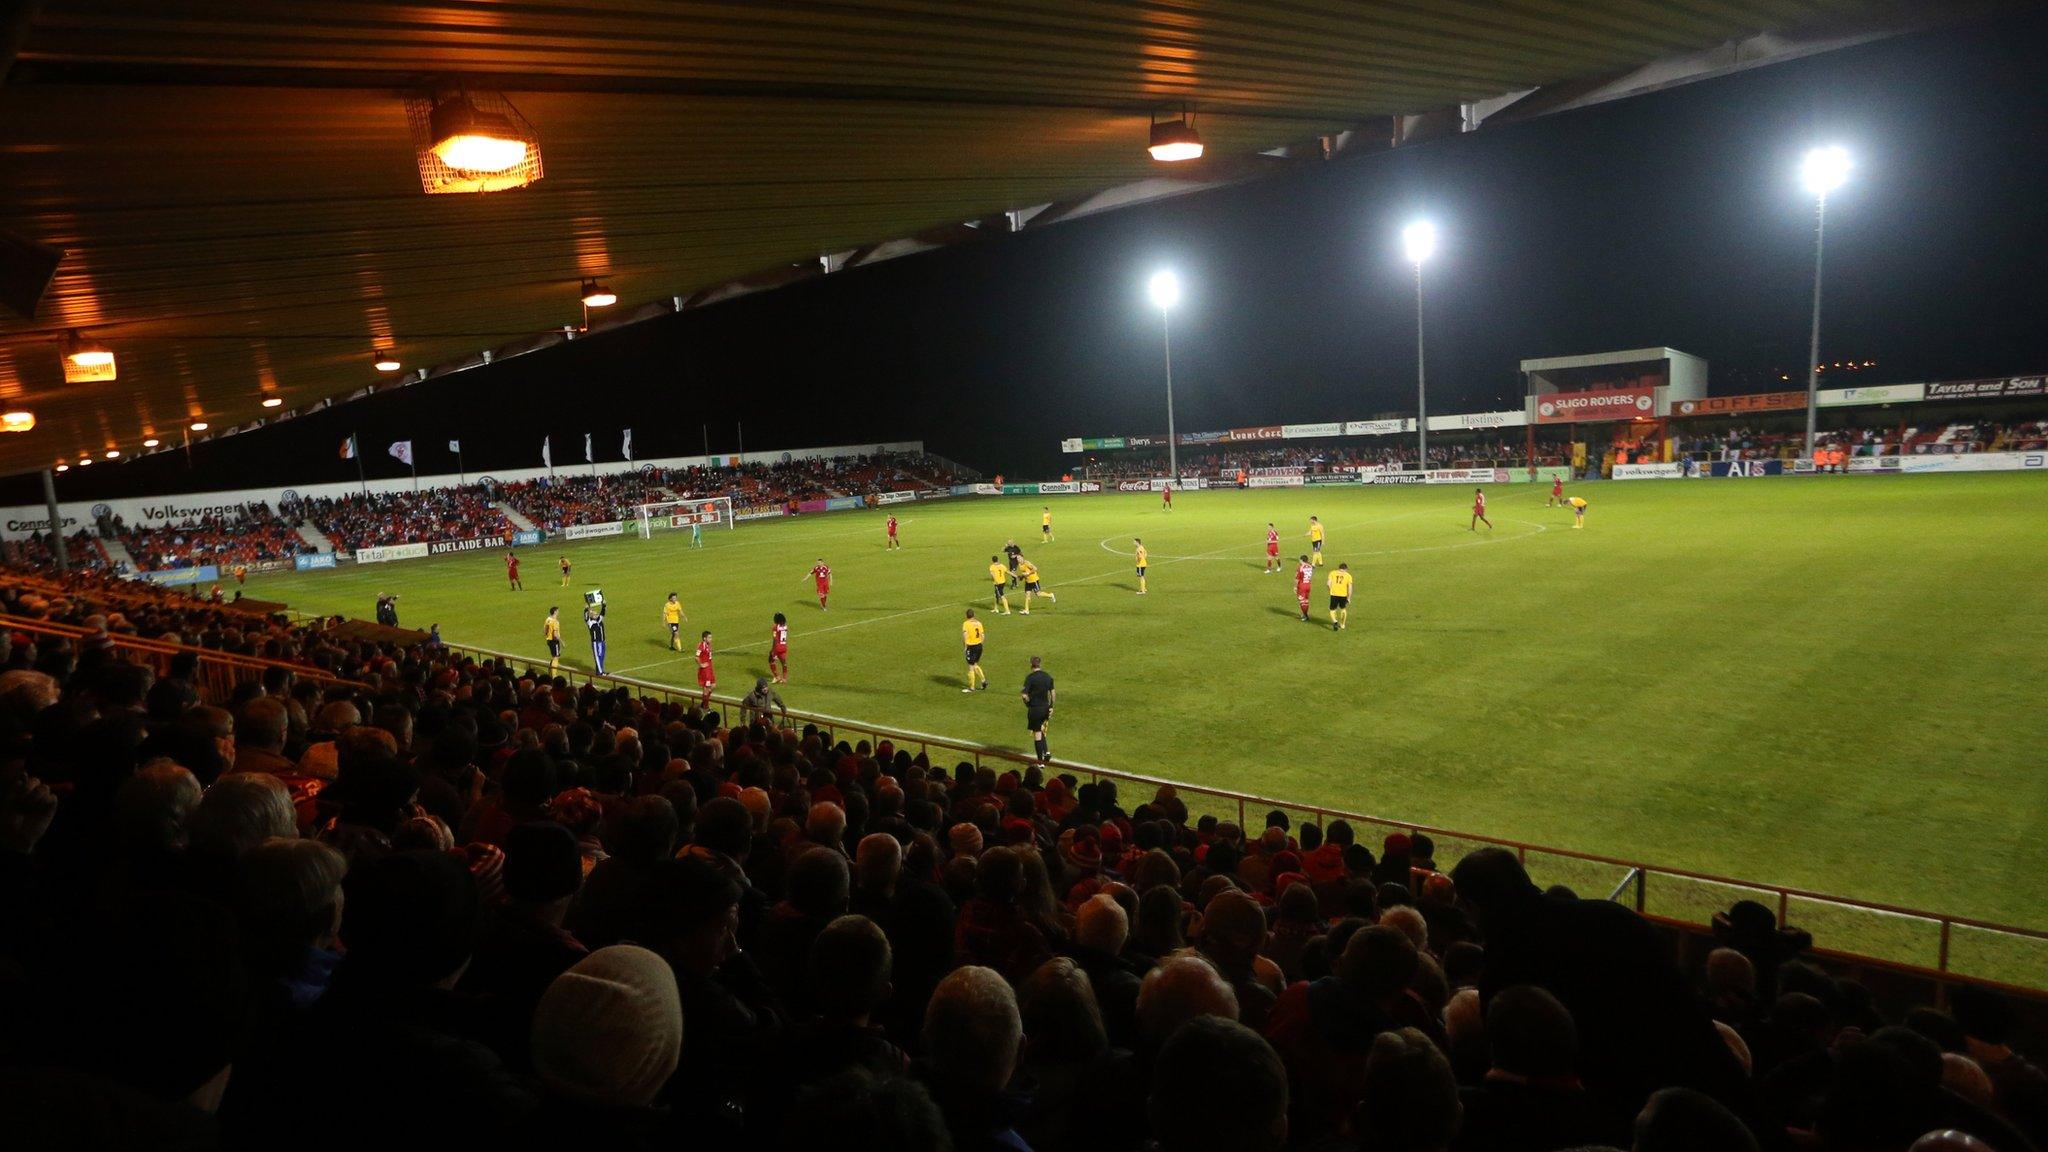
[635,496,736,539]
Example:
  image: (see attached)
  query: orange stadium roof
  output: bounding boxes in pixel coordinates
[0,0,2017,477]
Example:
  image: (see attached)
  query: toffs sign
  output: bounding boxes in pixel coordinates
[1673,391,1807,416]
[1536,388,1656,424]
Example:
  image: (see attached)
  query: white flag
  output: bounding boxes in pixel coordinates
[584,432,594,463]
[622,428,633,460]
[388,441,413,465]
[448,439,461,453]
[541,435,552,468]
[339,435,357,460]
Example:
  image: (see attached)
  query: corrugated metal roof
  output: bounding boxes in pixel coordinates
[0,0,1995,476]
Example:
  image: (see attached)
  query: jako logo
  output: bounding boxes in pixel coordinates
[90,504,111,520]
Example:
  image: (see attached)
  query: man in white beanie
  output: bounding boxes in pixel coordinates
[530,944,682,1133]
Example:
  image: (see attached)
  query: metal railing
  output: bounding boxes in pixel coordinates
[433,639,2048,993]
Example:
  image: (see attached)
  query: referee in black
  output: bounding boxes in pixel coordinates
[1004,539,1024,587]
[1021,655,1055,764]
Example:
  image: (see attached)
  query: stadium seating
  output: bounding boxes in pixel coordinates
[295,486,516,553]
[1084,439,1574,479]
[2,453,967,574]
[110,502,308,571]
[0,564,2040,1152]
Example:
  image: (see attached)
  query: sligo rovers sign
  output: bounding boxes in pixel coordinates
[1536,388,1656,424]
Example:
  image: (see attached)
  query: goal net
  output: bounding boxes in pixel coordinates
[635,496,736,539]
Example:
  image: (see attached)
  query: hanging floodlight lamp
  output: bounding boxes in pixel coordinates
[62,330,116,383]
[408,89,544,194]
[1148,108,1204,162]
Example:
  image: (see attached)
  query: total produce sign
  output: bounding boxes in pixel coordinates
[1535,387,1656,424]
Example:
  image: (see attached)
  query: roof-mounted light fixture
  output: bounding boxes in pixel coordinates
[408,88,543,194]
[62,331,116,383]
[580,279,617,308]
[373,348,402,372]
[1148,108,1204,162]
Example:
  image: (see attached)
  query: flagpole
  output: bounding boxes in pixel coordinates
[411,454,418,493]
[353,430,368,496]
[458,445,466,485]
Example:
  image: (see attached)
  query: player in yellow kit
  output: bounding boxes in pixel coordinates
[662,592,685,650]
[542,606,563,674]
[1040,506,1054,543]
[987,555,1013,615]
[1569,495,1588,528]
[1016,557,1056,613]
[1308,516,1326,566]
[1327,562,1353,631]
[961,608,988,692]
[1133,538,1148,595]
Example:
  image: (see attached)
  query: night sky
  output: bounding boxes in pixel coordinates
[19,10,2047,502]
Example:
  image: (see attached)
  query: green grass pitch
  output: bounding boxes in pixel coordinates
[247,474,2048,982]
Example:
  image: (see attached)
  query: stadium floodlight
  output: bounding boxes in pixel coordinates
[580,279,617,308]
[1,410,33,433]
[142,437,159,447]
[1148,270,1181,311]
[1402,221,1437,465]
[189,421,208,431]
[1402,220,1437,265]
[53,463,67,472]
[1800,145,1851,196]
[1147,270,1183,480]
[103,449,119,458]
[373,349,402,372]
[262,397,283,408]
[1799,146,1851,456]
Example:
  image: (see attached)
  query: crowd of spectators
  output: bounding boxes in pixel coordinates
[1674,421,2047,460]
[0,567,2041,1152]
[499,472,671,532]
[111,504,308,572]
[0,529,106,573]
[293,487,515,553]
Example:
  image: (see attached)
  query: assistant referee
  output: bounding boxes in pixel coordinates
[1021,655,1056,764]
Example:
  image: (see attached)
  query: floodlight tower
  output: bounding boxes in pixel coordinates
[1402,221,1437,467]
[1800,146,1851,457]
[1148,270,1182,481]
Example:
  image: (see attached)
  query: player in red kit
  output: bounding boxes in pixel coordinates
[769,612,790,683]
[1264,523,1282,573]
[1470,487,1492,532]
[1161,483,1173,510]
[1294,555,1314,622]
[885,514,901,550]
[1548,475,1565,507]
[506,551,522,591]
[695,630,716,706]
[808,558,832,610]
